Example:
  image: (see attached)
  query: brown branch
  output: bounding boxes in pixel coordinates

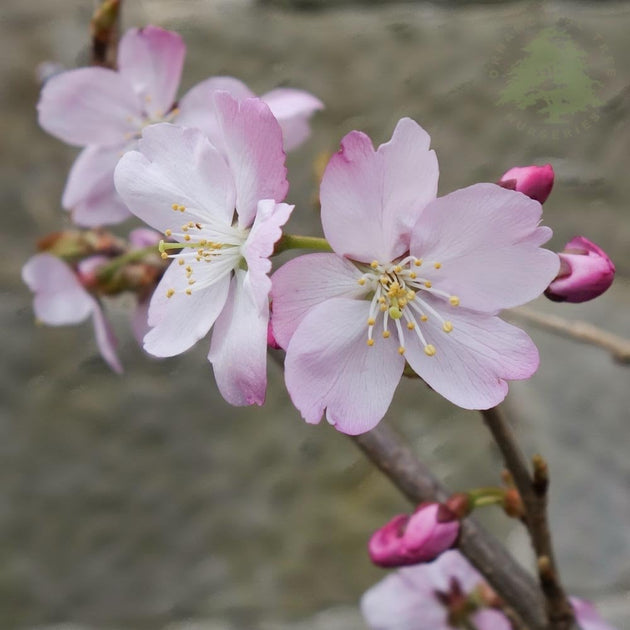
[91,0,122,69]
[480,407,576,630]
[351,424,546,630]
[507,306,630,364]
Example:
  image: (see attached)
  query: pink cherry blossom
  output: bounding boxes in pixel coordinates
[38,25,322,227]
[361,550,511,630]
[546,236,615,303]
[22,253,122,373]
[498,164,554,204]
[570,597,618,630]
[369,503,460,568]
[271,119,559,434]
[114,93,293,406]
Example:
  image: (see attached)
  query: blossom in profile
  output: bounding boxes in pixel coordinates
[38,25,322,226]
[498,164,554,204]
[114,93,293,406]
[546,236,615,303]
[271,119,559,434]
[369,503,460,568]
[361,550,511,630]
[22,253,122,373]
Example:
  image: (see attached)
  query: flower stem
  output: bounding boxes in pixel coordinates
[273,234,333,255]
[96,244,159,281]
[480,406,576,629]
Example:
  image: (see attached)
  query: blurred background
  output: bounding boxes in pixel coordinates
[1,0,629,628]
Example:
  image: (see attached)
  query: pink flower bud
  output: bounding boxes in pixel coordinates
[546,236,615,303]
[498,164,554,204]
[368,503,460,568]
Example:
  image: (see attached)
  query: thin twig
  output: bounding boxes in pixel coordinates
[480,407,575,630]
[91,0,122,69]
[507,306,630,364]
[351,424,546,630]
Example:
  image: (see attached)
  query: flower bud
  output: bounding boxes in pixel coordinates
[498,164,554,204]
[545,236,615,303]
[368,503,460,568]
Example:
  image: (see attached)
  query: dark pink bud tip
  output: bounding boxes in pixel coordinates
[498,164,554,204]
[368,504,460,568]
[546,236,615,303]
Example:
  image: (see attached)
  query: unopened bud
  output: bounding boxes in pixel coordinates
[445,493,473,519]
[498,164,554,204]
[503,488,525,519]
[546,236,615,303]
[368,503,460,568]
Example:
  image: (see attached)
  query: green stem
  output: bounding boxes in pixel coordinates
[96,244,159,280]
[274,234,333,255]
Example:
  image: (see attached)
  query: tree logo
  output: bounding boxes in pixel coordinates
[488,19,615,134]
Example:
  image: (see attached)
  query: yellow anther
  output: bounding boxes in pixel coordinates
[164,229,172,237]
[367,318,376,326]
[398,346,406,355]
[370,260,379,269]
[380,304,387,312]
[443,321,453,333]
[382,330,391,339]
[449,296,460,307]
[178,259,185,266]
[184,234,191,241]
[424,281,432,288]
[367,339,375,347]
[380,276,388,285]
[407,290,416,300]
[161,252,168,260]
[434,262,442,269]
[394,265,402,273]
[409,272,417,279]
[389,306,402,320]
[200,239,208,246]
[178,205,186,212]
[414,259,423,267]
[407,321,415,330]
[185,288,192,295]
[171,203,179,211]
[186,265,192,273]
[182,225,188,232]
[398,298,407,308]
[378,297,386,304]
[424,344,436,357]
[188,279,196,286]
[420,315,428,322]
[358,278,366,286]
[166,288,175,298]
[188,221,195,228]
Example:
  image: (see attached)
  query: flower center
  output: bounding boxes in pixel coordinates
[358,256,460,357]
[124,103,181,142]
[159,202,246,297]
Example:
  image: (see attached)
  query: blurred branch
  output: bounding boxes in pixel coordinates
[480,407,576,630]
[351,424,547,630]
[507,306,630,364]
[91,0,122,68]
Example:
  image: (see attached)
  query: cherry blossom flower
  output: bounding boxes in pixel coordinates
[271,119,559,434]
[498,164,554,204]
[369,503,460,568]
[38,25,322,227]
[546,236,615,303]
[361,550,511,630]
[22,253,122,373]
[114,93,293,406]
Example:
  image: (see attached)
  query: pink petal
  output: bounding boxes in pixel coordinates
[321,119,438,263]
[403,304,539,410]
[22,254,94,325]
[213,91,288,227]
[128,227,162,249]
[570,597,618,630]
[241,199,294,313]
[261,88,324,151]
[411,183,559,312]
[117,26,185,118]
[131,299,150,345]
[472,609,512,630]
[177,76,255,149]
[37,67,141,147]
[143,265,230,357]
[284,298,405,434]
[92,302,123,374]
[63,145,132,226]
[208,269,268,406]
[114,123,236,234]
[270,253,367,349]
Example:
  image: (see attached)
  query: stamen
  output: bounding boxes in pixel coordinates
[166,288,175,298]
[433,262,442,269]
[382,330,391,339]
[442,321,453,333]
[367,339,375,347]
[449,296,460,306]
[398,346,406,355]
[424,344,436,356]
